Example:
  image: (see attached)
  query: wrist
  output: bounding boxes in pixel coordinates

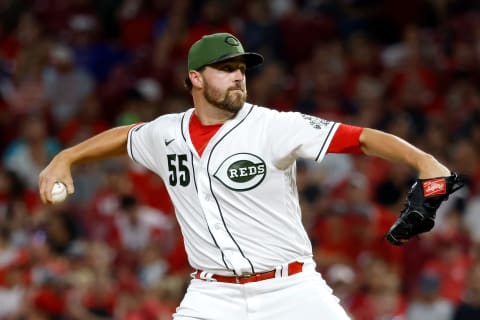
[55,149,75,167]
[416,153,450,179]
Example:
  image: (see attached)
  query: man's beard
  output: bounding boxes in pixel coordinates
[203,81,247,114]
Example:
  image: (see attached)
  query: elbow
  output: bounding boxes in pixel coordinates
[358,128,378,156]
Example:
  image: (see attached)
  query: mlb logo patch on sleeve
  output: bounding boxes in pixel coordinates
[422,178,447,197]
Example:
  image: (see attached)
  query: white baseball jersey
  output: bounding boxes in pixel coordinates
[127,103,339,276]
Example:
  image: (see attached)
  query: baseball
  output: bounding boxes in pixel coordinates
[51,182,68,203]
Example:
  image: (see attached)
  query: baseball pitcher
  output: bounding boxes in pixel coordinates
[38,33,463,319]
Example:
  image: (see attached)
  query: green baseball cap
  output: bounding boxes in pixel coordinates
[187,33,264,71]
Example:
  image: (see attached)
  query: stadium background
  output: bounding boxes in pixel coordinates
[1,0,480,319]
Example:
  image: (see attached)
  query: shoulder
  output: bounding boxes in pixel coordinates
[248,105,337,133]
[249,104,307,117]
[151,109,190,124]
[247,104,289,119]
[138,109,191,131]
[129,109,191,138]
[248,104,306,123]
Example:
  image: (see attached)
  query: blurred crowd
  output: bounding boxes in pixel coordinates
[1,0,480,319]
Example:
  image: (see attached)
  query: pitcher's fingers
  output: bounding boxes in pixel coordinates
[38,178,49,204]
[39,178,54,204]
[65,181,75,195]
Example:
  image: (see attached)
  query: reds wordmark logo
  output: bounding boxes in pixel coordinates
[214,153,266,191]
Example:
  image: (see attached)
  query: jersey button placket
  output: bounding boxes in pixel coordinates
[196,154,253,275]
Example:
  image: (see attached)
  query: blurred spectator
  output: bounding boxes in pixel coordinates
[465,194,480,243]
[83,158,133,242]
[277,1,336,66]
[138,243,169,290]
[297,41,348,120]
[10,11,50,86]
[312,209,352,270]
[69,13,129,83]
[374,162,413,212]
[116,77,163,125]
[62,241,116,318]
[181,0,236,55]
[127,161,174,215]
[0,12,50,117]
[444,77,480,136]
[346,72,385,128]
[452,263,480,320]
[418,117,450,163]
[452,138,480,189]
[407,271,454,320]
[96,64,134,123]
[317,154,354,193]
[313,172,402,270]
[360,258,406,319]
[384,24,442,134]
[0,166,41,221]
[31,0,97,35]
[151,1,190,95]
[44,209,79,256]
[111,194,174,253]
[83,274,118,317]
[43,43,94,128]
[57,93,109,146]
[433,197,469,245]
[0,1,22,66]
[422,231,472,304]
[240,0,282,61]
[114,275,185,319]
[0,168,34,247]
[3,115,60,190]
[325,263,376,320]
[248,60,295,111]
[65,162,105,211]
[0,225,29,318]
[117,0,157,52]
[26,232,70,318]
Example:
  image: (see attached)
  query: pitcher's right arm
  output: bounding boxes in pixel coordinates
[39,125,132,204]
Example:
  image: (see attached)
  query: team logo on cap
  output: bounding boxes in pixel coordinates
[225,36,240,46]
[214,153,266,191]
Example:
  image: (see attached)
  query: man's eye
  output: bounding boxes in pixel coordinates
[220,65,246,73]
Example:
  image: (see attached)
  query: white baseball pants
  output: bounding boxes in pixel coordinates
[173,262,350,320]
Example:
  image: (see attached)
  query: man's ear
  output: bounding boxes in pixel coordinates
[189,70,203,88]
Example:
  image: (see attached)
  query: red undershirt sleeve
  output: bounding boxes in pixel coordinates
[327,124,364,154]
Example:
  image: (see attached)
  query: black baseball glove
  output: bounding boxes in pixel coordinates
[385,173,465,246]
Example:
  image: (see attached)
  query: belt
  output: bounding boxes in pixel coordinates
[194,261,304,284]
